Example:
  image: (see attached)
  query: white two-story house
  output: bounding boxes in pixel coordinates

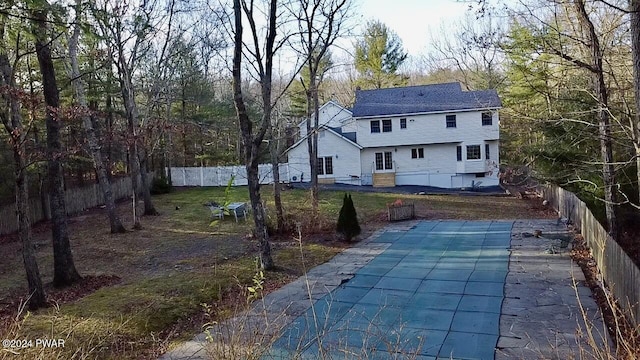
[285,82,501,188]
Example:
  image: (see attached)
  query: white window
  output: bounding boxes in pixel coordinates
[384,151,393,169]
[467,145,481,160]
[317,157,333,175]
[411,148,424,159]
[446,114,456,128]
[371,120,380,133]
[375,152,393,170]
[482,112,493,126]
[382,119,392,132]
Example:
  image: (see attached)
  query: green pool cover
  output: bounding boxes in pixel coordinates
[264,220,513,360]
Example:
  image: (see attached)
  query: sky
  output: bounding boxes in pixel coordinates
[353,0,472,58]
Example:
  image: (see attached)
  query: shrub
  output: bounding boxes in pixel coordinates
[150,176,171,194]
[336,193,360,242]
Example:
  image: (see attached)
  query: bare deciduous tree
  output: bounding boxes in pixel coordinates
[68,0,126,234]
[424,12,505,90]
[93,0,161,227]
[31,0,81,287]
[0,9,46,308]
[290,0,350,218]
[231,0,279,269]
[630,0,640,205]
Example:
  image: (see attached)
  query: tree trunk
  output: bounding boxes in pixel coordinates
[127,141,142,228]
[14,143,46,308]
[271,140,284,233]
[574,0,618,240]
[116,46,158,220]
[167,131,173,185]
[138,148,156,215]
[306,70,320,218]
[31,4,81,287]
[181,86,187,167]
[247,154,273,269]
[106,55,115,168]
[0,36,46,309]
[164,101,172,185]
[68,4,125,233]
[296,1,348,217]
[310,73,320,217]
[232,0,275,270]
[630,0,640,205]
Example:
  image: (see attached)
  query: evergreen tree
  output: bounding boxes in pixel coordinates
[336,193,360,241]
[288,51,333,117]
[355,20,408,89]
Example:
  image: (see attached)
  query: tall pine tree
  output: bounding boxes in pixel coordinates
[355,20,408,89]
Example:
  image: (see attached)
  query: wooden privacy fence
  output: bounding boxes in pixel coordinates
[0,175,146,236]
[540,184,640,327]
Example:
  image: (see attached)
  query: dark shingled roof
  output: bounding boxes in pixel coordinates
[351,83,502,118]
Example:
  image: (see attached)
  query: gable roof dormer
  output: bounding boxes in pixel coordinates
[298,100,352,130]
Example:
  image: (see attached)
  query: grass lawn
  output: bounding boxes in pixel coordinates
[0,185,553,359]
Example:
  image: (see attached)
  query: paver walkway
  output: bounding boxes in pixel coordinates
[161,219,604,360]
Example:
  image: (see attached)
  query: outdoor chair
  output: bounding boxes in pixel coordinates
[227,202,248,222]
[209,204,224,220]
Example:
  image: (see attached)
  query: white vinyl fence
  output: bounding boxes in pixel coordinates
[169,164,291,187]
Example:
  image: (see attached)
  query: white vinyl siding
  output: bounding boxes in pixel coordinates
[298,101,352,138]
[356,110,499,149]
[287,129,361,184]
